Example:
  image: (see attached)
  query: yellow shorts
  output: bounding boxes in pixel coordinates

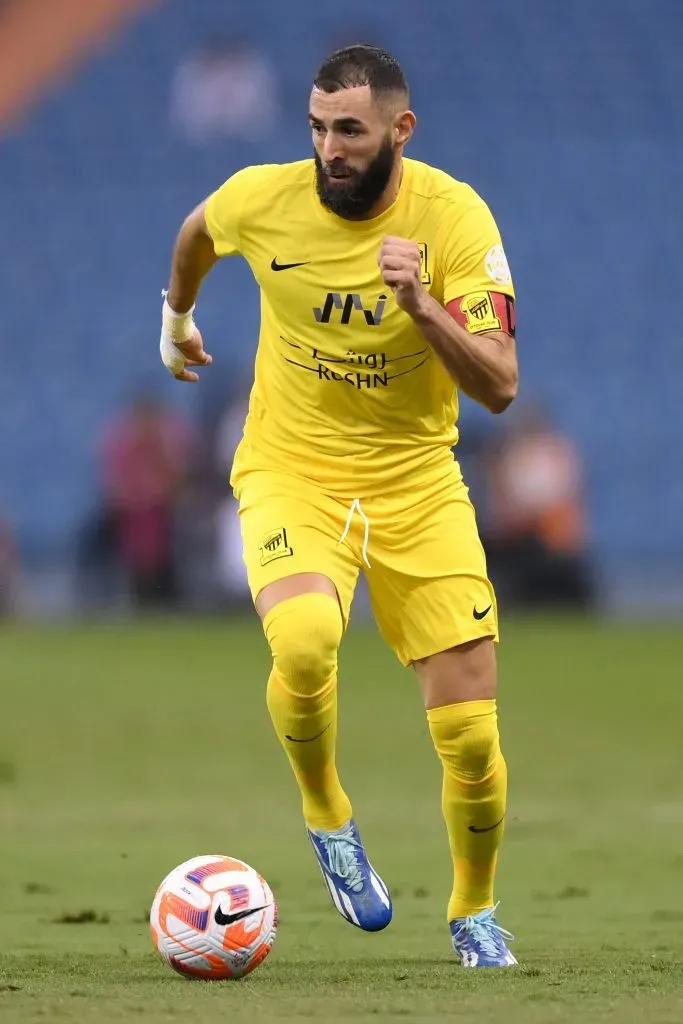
[235,468,498,666]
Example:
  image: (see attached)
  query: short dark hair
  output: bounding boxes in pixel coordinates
[314,45,409,102]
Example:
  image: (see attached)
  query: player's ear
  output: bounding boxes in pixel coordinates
[394,109,416,146]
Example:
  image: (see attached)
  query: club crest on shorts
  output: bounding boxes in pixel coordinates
[259,528,293,566]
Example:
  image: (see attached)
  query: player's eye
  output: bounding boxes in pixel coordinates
[311,123,325,135]
[343,128,360,138]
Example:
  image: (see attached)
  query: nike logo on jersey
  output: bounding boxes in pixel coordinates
[473,604,493,620]
[214,904,265,927]
[468,815,505,834]
[271,258,310,271]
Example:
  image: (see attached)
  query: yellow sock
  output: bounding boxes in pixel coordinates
[264,594,352,831]
[427,699,507,921]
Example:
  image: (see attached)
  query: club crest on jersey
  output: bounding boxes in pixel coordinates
[417,242,431,284]
[460,291,502,333]
[259,528,293,566]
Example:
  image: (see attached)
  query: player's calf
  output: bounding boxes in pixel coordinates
[263,592,352,831]
[427,698,507,919]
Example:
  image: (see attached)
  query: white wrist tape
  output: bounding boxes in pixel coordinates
[160,294,196,375]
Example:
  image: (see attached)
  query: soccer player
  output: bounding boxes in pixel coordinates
[160,45,518,967]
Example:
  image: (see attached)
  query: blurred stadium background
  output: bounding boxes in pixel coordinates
[0,0,681,618]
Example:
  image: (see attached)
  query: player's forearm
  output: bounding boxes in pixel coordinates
[166,207,219,313]
[410,293,518,414]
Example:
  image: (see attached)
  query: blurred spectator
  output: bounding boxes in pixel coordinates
[98,394,195,609]
[482,404,596,609]
[170,34,278,144]
[213,392,250,603]
[0,515,19,616]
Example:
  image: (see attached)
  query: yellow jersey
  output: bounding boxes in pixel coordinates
[204,157,514,498]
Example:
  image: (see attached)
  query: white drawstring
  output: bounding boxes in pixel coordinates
[339,498,372,568]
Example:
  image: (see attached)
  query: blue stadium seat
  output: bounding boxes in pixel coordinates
[0,0,681,569]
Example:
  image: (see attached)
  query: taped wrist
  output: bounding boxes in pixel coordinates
[160,293,196,374]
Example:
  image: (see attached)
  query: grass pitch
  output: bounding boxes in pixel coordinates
[1,615,682,1022]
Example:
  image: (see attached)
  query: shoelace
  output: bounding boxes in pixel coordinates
[320,825,364,893]
[451,904,515,959]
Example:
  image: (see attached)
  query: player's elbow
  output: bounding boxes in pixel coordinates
[486,371,518,414]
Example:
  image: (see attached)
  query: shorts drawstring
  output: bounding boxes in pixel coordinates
[339,498,372,568]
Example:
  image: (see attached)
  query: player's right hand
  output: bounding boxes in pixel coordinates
[160,324,213,383]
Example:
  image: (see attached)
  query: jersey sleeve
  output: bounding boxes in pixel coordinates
[438,193,515,308]
[204,165,276,258]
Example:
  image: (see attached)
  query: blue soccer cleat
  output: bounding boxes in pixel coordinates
[450,904,517,966]
[307,819,392,932]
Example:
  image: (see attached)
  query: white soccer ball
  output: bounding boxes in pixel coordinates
[149,854,278,980]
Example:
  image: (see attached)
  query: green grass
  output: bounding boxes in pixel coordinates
[1,615,682,1022]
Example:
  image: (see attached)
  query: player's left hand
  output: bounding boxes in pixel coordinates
[378,236,425,315]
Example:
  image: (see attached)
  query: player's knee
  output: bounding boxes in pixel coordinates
[263,592,342,695]
[428,701,501,783]
[457,712,500,782]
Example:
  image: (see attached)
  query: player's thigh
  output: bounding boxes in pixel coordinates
[413,636,497,709]
[237,472,360,627]
[255,573,338,620]
[367,478,498,669]
[369,569,498,667]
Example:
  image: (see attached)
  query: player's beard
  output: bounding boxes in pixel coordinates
[315,135,396,219]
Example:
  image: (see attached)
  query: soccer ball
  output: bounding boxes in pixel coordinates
[150,854,277,979]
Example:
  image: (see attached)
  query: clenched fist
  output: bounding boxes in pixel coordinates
[378,236,426,315]
[170,326,212,383]
[160,299,213,383]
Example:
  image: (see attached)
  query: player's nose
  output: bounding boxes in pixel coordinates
[321,134,346,163]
